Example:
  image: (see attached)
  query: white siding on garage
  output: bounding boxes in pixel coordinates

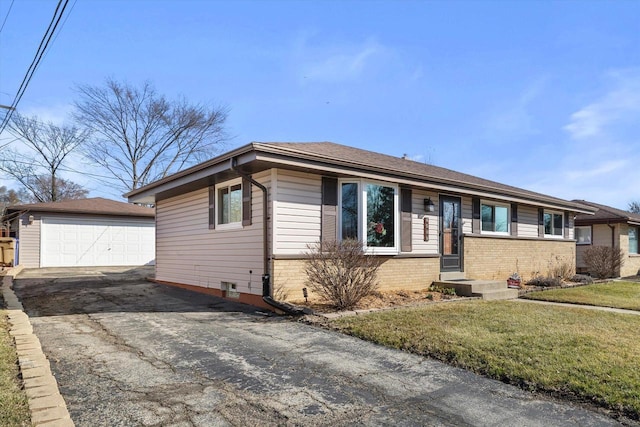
[155,171,269,295]
[273,169,322,255]
[16,214,42,268]
[40,216,155,267]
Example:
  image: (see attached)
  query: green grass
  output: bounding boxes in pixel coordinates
[523,281,640,311]
[332,301,640,419]
[0,310,30,427]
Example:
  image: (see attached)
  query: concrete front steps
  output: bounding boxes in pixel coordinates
[434,279,519,301]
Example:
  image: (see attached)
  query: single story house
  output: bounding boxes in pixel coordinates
[126,142,594,310]
[4,197,155,268]
[574,200,640,277]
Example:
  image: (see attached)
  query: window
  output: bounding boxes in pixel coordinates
[339,180,398,253]
[575,226,592,245]
[630,227,638,255]
[480,202,509,234]
[217,180,242,227]
[544,211,563,237]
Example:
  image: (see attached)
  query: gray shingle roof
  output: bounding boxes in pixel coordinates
[258,142,586,209]
[573,200,640,224]
[6,197,154,218]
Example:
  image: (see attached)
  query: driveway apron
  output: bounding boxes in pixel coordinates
[13,272,622,427]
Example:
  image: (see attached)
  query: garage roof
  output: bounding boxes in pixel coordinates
[6,197,154,218]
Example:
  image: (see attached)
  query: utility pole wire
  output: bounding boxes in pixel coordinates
[0,0,15,34]
[0,0,70,135]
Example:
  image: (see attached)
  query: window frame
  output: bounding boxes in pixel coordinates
[544,210,564,238]
[480,200,510,235]
[629,226,639,255]
[215,178,243,230]
[575,226,592,245]
[337,178,400,255]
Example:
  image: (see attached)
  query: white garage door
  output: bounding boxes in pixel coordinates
[40,217,155,267]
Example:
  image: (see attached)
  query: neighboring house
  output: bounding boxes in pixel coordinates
[574,200,640,277]
[126,142,594,309]
[4,198,155,268]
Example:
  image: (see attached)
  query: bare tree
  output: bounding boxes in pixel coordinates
[629,201,640,214]
[21,175,88,203]
[0,113,90,202]
[73,78,228,193]
[0,186,28,214]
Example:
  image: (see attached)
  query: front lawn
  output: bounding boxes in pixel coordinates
[331,300,640,419]
[522,281,640,311]
[0,310,30,426]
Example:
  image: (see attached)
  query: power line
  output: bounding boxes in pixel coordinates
[0,0,15,34]
[0,0,70,134]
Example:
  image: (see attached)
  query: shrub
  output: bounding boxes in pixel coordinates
[570,274,594,285]
[429,284,457,296]
[525,275,562,288]
[548,260,575,281]
[303,239,382,310]
[583,246,625,279]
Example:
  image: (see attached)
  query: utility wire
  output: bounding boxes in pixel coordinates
[0,0,15,34]
[0,0,70,134]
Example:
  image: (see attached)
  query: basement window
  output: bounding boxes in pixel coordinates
[221,281,239,299]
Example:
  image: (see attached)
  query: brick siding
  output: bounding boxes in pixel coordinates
[463,235,576,282]
[272,257,440,302]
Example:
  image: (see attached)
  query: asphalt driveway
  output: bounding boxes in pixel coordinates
[13,268,622,426]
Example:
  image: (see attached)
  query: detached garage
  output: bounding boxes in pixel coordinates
[5,198,155,268]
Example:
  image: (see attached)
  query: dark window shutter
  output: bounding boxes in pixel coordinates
[511,203,518,236]
[400,188,412,252]
[242,178,252,226]
[321,177,338,243]
[208,187,215,229]
[564,212,570,238]
[472,198,480,233]
[538,208,545,237]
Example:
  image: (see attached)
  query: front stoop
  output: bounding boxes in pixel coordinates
[434,280,519,301]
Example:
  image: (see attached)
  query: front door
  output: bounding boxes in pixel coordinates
[440,196,462,271]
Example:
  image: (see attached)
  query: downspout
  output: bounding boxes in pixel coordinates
[607,222,615,248]
[230,158,307,315]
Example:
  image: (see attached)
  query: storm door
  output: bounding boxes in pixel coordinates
[440,196,462,271]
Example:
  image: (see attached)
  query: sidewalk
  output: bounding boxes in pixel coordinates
[514,298,640,315]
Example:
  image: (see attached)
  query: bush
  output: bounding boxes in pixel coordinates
[570,274,594,285]
[548,260,575,281]
[525,275,562,288]
[304,239,382,310]
[583,246,625,279]
[429,284,457,296]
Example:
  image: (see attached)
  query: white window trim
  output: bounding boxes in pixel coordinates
[338,178,400,255]
[480,200,510,236]
[544,209,564,239]
[575,226,592,245]
[215,178,243,230]
[629,226,639,255]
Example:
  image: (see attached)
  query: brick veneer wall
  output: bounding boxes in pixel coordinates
[463,235,576,282]
[272,256,440,302]
[619,225,640,277]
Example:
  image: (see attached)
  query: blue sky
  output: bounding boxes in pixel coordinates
[1,0,638,208]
